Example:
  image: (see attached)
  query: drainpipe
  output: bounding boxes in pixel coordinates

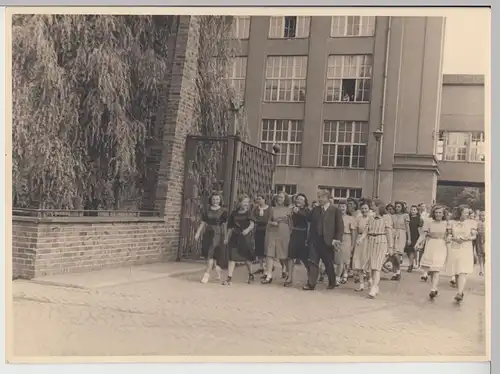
[373,16,392,199]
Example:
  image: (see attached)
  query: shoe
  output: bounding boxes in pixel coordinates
[261,276,273,284]
[201,272,210,284]
[421,275,428,282]
[327,283,336,289]
[368,285,379,298]
[340,277,348,284]
[479,272,484,276]
[429,290,438,300]
[222,276,232,285]
[247,273,254,284]
[450,279,457,288]
[391,274,401,281]
[454,292,464,303]
[284,278,292,287]
[281,271,287,279]
[302,284,315,291]
[407,265,413,273]
[355,284,365,292]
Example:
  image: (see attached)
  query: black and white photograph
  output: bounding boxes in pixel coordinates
[6,7,490,360]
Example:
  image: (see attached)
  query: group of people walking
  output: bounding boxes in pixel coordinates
[194,189,486,303]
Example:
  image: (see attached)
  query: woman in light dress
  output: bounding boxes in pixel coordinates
[262,191,291,284]
[445,205,477,303]
[390,201,410,281]
[357,201,394,298]
[352,201,371,291]
[337,201,356,284]
[415,205,450,300]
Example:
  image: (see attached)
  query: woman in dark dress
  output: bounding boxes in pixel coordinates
[404,205,423,272]
[285,193,310,287]
[252,195,271,276]
[194,192,228,284]
[223,194,256,285]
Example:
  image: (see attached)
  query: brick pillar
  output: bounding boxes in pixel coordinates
[153,16,200,258]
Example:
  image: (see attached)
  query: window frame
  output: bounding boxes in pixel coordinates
[231,16,251,39]
[330,16,376,37]
[260,119,303,167]
[317,186,363,205]
[268,16,311,39]
[325,55,373,103]
[437,131,485,163]
[264,56,308,103]
[228,57,248,103]
[274,184,298,195]
[321,120,369,169]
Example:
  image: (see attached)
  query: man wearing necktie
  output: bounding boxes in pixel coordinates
[303,189,344,290]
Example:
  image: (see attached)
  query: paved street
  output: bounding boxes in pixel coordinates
[12,263,486,358]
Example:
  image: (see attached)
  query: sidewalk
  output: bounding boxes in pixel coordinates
[26,261,206,290]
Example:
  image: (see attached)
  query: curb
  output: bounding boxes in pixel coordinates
[21,266,206,291]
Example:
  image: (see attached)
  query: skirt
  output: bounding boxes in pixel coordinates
[265,223,290,260]
[201,225,224,263]
[420,238,447,272]
[445,241,474,275]
[393,229,406,255]
[254,228,266,258]
[335,233,352,265]
[367,235,389,271]
[351,237,369,271]
[476,235,485,257]
[288,229,308,260]
[228,231,255,262]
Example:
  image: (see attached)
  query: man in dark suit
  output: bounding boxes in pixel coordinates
[303,189,344,290]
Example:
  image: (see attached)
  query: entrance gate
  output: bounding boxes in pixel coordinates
[178,135,276,260]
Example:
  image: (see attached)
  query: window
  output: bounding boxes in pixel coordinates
[437,131,485,162]
[321,120,368,168]
[231,16,250,39]
[325,55,372,103]
[331,16,376,37]
[261,119,303,166]
[228,57,247,102]
[269,16,311,38]
[318,186,363,205]
[274,184,297,195]
[470,132,486,162]
[264,56,308,102]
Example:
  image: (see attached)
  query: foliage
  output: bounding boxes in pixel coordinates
[436,186,486,211]
[12,14,174,209]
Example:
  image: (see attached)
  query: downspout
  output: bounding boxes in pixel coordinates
[373,16,391,199]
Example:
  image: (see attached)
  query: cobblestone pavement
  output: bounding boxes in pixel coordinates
[12,264,486,358]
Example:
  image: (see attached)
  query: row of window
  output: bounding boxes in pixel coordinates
[275,184,362,204]
[230,55,373,103]
[231,16,376,39]
[261,120,486,167]
[261,119,368,168]
[436,131,486,162]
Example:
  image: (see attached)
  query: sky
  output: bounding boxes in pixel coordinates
[442,10,490,75]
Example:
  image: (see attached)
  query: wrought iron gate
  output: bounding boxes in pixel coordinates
[179,135,276,260]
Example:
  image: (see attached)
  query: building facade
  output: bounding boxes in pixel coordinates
[436,74,485,187]
[230,15,447,204]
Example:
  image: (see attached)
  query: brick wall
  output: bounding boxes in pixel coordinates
[12,217,166,279]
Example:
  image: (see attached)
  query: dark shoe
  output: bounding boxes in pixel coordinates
[479,272,484,276]
[421,275,428,282]
[222,276,232,285]
[407,265,413,273]
[391,274,401,281]
[454,292,464,303]
[261,277,273,284]
[327,284,336,289]
[429,290,438,300]
[247,274,254,284]
[450,279,457,288]
[302,284,315,291]
[340,277,348,284]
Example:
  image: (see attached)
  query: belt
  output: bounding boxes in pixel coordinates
[368,233,385,236]
[292,227,307,231]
